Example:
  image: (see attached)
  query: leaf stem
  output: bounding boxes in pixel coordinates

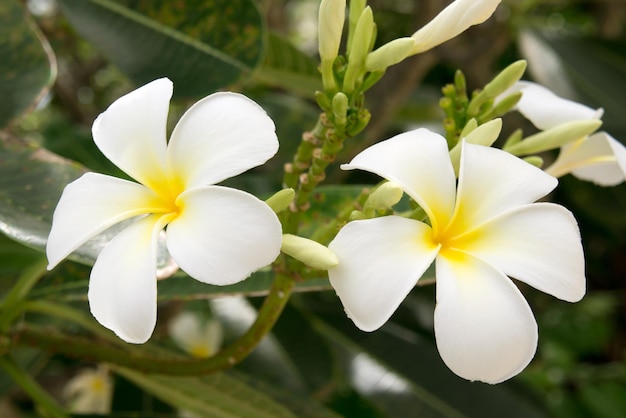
[8,271,295,375]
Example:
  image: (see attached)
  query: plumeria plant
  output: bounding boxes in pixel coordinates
[1,0,625,416]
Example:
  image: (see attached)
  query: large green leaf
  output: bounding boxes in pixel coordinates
[0,0,56,128]
[114,366,339,418]
[254,32,322,97]
[58,0,265,98]
[299,292,549,418]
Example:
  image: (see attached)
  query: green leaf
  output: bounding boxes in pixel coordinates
[113,366,333,418]
[0,132,83,255]
[255,32,322,97]
[57,0,265,98]
[0,0,56,128]
[300,292,549,418]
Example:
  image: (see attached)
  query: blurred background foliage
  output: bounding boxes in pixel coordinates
[1,0,625,416]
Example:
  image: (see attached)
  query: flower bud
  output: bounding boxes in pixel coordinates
[343,6,375,92]
[365,37,416,72]
[347,0,367,51]
[505,119,603,156]
[449,119,502,175]
[281,234,339,270]
[332,92,349,126]
[265,188,295,213]
[364,181,403,215]
[411,0,501,55]
[318,0,347,63]
[468,60,527,116]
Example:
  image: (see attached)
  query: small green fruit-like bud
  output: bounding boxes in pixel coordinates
[459,118,478,139]
[347,0,367,51]
[281,234,339,270]
[265,188,295,213]
[332,92,349,126]
[523,155,544,168]
[505,119,603,156]
[318,0,347,62]
[365,37,416,72]
[364,181,403,213]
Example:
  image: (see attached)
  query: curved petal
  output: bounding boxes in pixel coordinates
[342,129,456,232]
[459,203,585,302]
[46,173,166,269]
[92,78,171,191]
[509,81,601,130]
[449,142,557,234]
[569,132,626,186]
[434,251,538,384]
[167,92,278,189]
[166,186,282,285]
[328,216,439,332]
[411,0,501,54]
[88,214,168,343]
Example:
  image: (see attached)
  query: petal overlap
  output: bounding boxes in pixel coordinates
[166,186,282,286]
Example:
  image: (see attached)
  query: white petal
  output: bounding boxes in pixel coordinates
[460,203,585,302]
[46,173,166,269]
[434,251,538,384]
[166,186,282,285]
[168,312,222,358]
[88,214,168,343]
[509,81,601,130]
[328,216,439,332]
[411,0,501,54]
[449,142,557,233]
[567,132,626,186]
[167,92,278,189]
[342,129,456,232]
[92,78,171,190]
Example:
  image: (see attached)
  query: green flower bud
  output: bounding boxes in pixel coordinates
[332,92,349,127]
[365,37,416,72]
[364,181,403,214]
[281,234,339,270]
[347,0,367,52]
[343,6,374,92]
[265,188,295,213]
[468,60,527,116]
[523,156,544,168]
[505,119,602,156]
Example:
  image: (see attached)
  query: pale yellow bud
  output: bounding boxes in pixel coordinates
[450,119,502,175]
[265,188,295,213]
[364,181,403,213]
[281,234,339,270]
[318,0,347,62]
[411,0,501,55]
[365,37,416,72]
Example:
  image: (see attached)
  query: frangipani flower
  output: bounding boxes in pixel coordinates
[411,0,501,55]
[509,81,626,186]
[64,365,113,414]
[328,128,585,383]
[46,78,282,343]
[168,311,223,358]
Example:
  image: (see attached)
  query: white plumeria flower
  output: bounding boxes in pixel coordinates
[508,81,626,186]
[64,365,113,414]
[46,78,282,344]
[410,0,501,55]
[328,128,585,384]
[168,311,223,358]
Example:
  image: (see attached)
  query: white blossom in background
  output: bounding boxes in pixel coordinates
[507,81,626,186]
[328,129,585,384]
[46,78,282,344]
[168,311,223,358]
[64,366,113,414]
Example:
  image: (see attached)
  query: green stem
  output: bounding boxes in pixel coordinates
[7,272,295,375]
[0,354,68,418]
[0,257,48,331]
